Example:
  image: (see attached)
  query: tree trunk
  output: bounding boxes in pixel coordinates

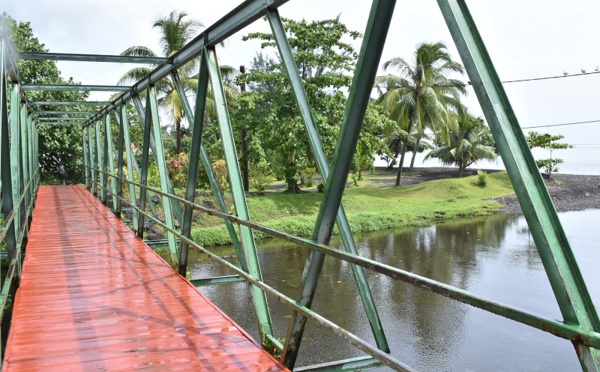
[175,118,182,154]
[409,136,421,171]
[395,141,409,186]
[395,120,414,186]
[286,180,301,193]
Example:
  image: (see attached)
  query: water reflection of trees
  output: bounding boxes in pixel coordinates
[193,214,527,368]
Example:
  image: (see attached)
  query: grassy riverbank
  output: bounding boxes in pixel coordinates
[190,171,515,247]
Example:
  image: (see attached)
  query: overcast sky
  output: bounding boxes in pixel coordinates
[4,0,600,171]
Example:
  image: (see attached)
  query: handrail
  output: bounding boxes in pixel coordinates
[87,165,600,351]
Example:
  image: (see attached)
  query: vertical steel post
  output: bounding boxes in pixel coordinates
[95,120,104,202]
[267,8,389,353]
[137,92,153,240]
[437,1,600,369]
[205,47,274,342]
[173,61,209,275]
[115,108,125,218]
[82,126,90,189]
[146,86,178,263]
[281,1,396,367]
[171,66,247,275]
[18,104,27,240]
[88,124,98,196]
[9,85,21,246]
[131,95,184,227]
[118,104,139,231]
[104,115,118,211]
[0,41,16,265]
[20,104,30,218]
[101,116,109,204]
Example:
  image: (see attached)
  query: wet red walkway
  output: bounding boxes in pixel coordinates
[3,185,286,371]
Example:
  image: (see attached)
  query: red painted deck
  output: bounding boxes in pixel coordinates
[3,185,287,371]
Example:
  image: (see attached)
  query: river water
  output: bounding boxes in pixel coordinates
[188,210,600,371]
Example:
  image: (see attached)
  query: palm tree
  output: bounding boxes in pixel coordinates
[425,113,497,176]
[376,42,466,186]
[118,11,202,154]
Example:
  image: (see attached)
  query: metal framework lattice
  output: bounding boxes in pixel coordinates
[0,1,598,371]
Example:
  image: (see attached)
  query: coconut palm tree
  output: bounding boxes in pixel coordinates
[376,42,466,186]
[118,11,202,154]
[425,113,497,176]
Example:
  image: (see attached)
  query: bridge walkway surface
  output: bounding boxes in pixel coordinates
[3,185,286,371]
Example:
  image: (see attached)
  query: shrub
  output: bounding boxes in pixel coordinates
[317,182,325,193]
[476,170,487,187]
[211,159,229,191]
[167,153,189,188]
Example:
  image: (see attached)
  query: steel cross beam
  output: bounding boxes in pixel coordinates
[437,1,600,370]
[32,101,111,106]
[18,52,170,65]
[34,111,98,115]
[22,84,130,92]
[281,0,397,368]
[37,117,89,121]
[82,0,290,127]
[267,8,389,354]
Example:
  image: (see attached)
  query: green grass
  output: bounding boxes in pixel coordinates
[191,172,514,247]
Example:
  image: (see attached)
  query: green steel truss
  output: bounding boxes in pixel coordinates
[1,1,599,371]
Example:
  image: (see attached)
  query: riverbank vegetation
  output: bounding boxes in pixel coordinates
[189,170,514,246]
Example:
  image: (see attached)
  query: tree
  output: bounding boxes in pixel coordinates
[526,131,572,177]
[238,17,363,192]
[425,113,497,176]
[376,42,466,186]
[118,11,202,155]
[5,15,87,184]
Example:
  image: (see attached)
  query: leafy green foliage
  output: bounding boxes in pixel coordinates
[6,15,87,184]
[476,170,488,187]
[526,131,572,177]
[236,17,366,192]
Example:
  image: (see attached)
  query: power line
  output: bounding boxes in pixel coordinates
[500,69,600,84]
[522,119,600,129]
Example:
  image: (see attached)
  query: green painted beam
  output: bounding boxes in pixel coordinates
[115,108,125,218]
[22,84,130,92]
[437,1,600,369]
[130,96,184,227]
[2,80,18,263]
[268,8,389,353]
[34,110,98,115]
[190,275,246,286]
[146,86,178,264]
[118,104,139,232]
[104,115,118,211]
[101,117,109,205]
[10,86,23,259]
[82,127,90,188]
[32,101,111,106]
[19,52,170,65]
[37,117,89,121]
[88,124,98,196]
[172,65,247,276]
[82,0,290,127]
[205,46,274,344]
[281,1,396,368]
[295,356,382,372]
[136,92,153,240]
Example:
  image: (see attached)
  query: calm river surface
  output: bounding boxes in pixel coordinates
[188,210,600,371]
